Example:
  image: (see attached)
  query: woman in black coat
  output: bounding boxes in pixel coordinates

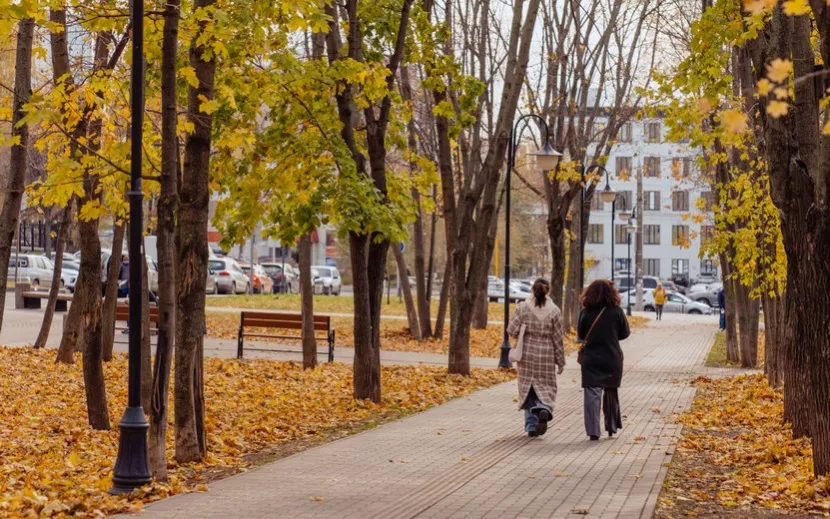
[577,279,630,441]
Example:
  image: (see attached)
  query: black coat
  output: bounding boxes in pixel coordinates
[578,305,630,388]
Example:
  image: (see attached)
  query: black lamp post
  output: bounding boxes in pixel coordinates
[581,165,615,291]
[625,208,636,316]
[499,115,562,369]
[111,0,151,493]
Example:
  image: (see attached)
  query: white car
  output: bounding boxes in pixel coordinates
[487,279,528,303]
[208,257,251,294]
[627,289,713,315]
[311,265,342,295]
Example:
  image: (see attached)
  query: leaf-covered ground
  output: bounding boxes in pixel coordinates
[206,293,509,319]
[656,374,830,517]
[205,311,590,358]
[0,347,515,517]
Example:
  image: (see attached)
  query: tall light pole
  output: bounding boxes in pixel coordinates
[588,167,616,287]
[111,0,151,493]
[624,208,636,315]
[499,115,562,369]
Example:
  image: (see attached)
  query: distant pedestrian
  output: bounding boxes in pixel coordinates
[578,280,630,441]
[653,284,667,321]
[117,255,129,298]
[507,278,566,438]
[718,289,726,330]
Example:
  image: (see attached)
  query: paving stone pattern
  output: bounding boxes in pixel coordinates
[129,319,716,519]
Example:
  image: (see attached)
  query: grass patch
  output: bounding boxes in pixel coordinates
[0,347,515,516]
[705,331,734,367]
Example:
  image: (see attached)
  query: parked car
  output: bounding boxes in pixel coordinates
[686,282,723,307]
[8,254,55,290]
[260,263,289,293]
[694,273,718,285]
[614,275,659,293]
[487,278,528,303]
[635,289,713,314]
[284,265,300,293]
[311,265,342,295]
[240,264,273,294]
[208,257,250,294]
[205,269,219,295]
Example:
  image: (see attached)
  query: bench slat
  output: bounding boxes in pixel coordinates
[243,333,330,341]
[241,319,330,331]
[241,311,330,324]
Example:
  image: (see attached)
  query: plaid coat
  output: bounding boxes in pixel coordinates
[507,297,566,409]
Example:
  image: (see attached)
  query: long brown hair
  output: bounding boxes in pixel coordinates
[581,279,621,308]
[532,278,550,308]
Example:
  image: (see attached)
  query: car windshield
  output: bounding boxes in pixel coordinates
[262,265,281,274]
[208,260,225,272]
[314,268,332,277]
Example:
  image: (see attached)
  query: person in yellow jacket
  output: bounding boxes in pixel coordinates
[653,284,667,320]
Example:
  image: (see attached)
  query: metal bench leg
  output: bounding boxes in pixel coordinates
[328,330,335,363]
[237,318,245,359]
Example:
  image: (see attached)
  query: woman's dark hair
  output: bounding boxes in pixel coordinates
[532,278,550,308]
[581,279,621,308]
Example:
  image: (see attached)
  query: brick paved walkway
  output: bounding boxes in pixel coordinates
[125,318,717,519]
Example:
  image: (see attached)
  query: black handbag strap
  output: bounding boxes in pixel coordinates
[583,307,606,345]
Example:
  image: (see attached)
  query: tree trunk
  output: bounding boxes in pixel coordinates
[0,17,34,334]
[433,263,450,339]
[473,188,503,330]
[762,292,783,388]
[634,168,644,310]
[733,281,760,368]
[718,253,740,363]
[34,205,72,349]
[149,0,180,479]
[102,221,125,361]
[175,0,215,463]
[393,243,421,340]
[141,253,152,413]
[299,234,317,369]
[548,216,566,309]
[350,232,387,402]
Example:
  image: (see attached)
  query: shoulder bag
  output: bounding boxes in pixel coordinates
[577,307,606,365]
[509,324,527,363]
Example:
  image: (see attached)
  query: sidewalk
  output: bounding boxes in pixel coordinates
[125,318,719,519]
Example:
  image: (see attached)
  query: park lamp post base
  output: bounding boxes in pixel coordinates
[110,406,152,494]
[498,338,512,369]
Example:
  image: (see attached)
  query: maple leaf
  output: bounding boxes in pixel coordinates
[720,109,748,134]
[823,121,830,136]
[782,0,811,15]
[744,0,776,13]
[767,101,789,118]
[766,59,793,83]
[756,79,773,97]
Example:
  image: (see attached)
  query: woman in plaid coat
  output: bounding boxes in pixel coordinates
[507,279,566,437]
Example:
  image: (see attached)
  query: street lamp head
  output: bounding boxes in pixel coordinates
[600,182,617,204]
[618,209,632,221]
[530,141,562,171]
[626,221,636,234]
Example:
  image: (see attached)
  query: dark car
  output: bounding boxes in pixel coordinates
[260,263,287,294]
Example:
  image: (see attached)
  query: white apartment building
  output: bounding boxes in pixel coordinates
[583,116,717,282]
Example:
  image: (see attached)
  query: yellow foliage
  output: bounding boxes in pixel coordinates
[743,0,777,14]
[756,78,773,97]
[660,375,830,515]
[782,0,811,15]
[767,100,789,118]
[0,348,514,517]
[720,109,748,134]
[766,58,793,83]
[823,121,830,136]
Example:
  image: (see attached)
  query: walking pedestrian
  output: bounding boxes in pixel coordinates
[578,279,630,441]
[507,278,565,438]
[653,283,666,321]
[717,288,726,330]
[117,255,129,298]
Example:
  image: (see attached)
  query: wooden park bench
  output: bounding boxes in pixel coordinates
[115,304,160,335]
[237,311,335,363]
[15,283,73,312]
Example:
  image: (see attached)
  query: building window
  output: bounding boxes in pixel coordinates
[700,225,716,246]
[683,157,693,177]
[619,123,632,143]
[672,225,690,246]
[644,156,660,178]
[615,156,632,179]
[672,191,689,211]
[645,258,660,277]
[616,190,633,211]
[587,224,604,244]
[646,122,661,143]
[643,224,661,245]
[644,191,660,211]
[590,193,604,211]
[672,259,690,275]
[700,191,717,212]
[615,258,631,273]
[701,259,717,275]
[615,224,629,244]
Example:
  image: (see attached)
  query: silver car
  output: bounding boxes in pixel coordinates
[686,282,723,307]
[8,254,55,290]
[311,265,342,295]
[209,257,250,294]
[640,290,713,315]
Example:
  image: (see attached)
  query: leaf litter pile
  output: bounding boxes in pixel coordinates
[0,347,514,517]
[656,374,830,517]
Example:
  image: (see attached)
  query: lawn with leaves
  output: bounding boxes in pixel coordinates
[656,374,830,517]
[206,311,584,358]
[206,293,510,320]
[0,347,515,517]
